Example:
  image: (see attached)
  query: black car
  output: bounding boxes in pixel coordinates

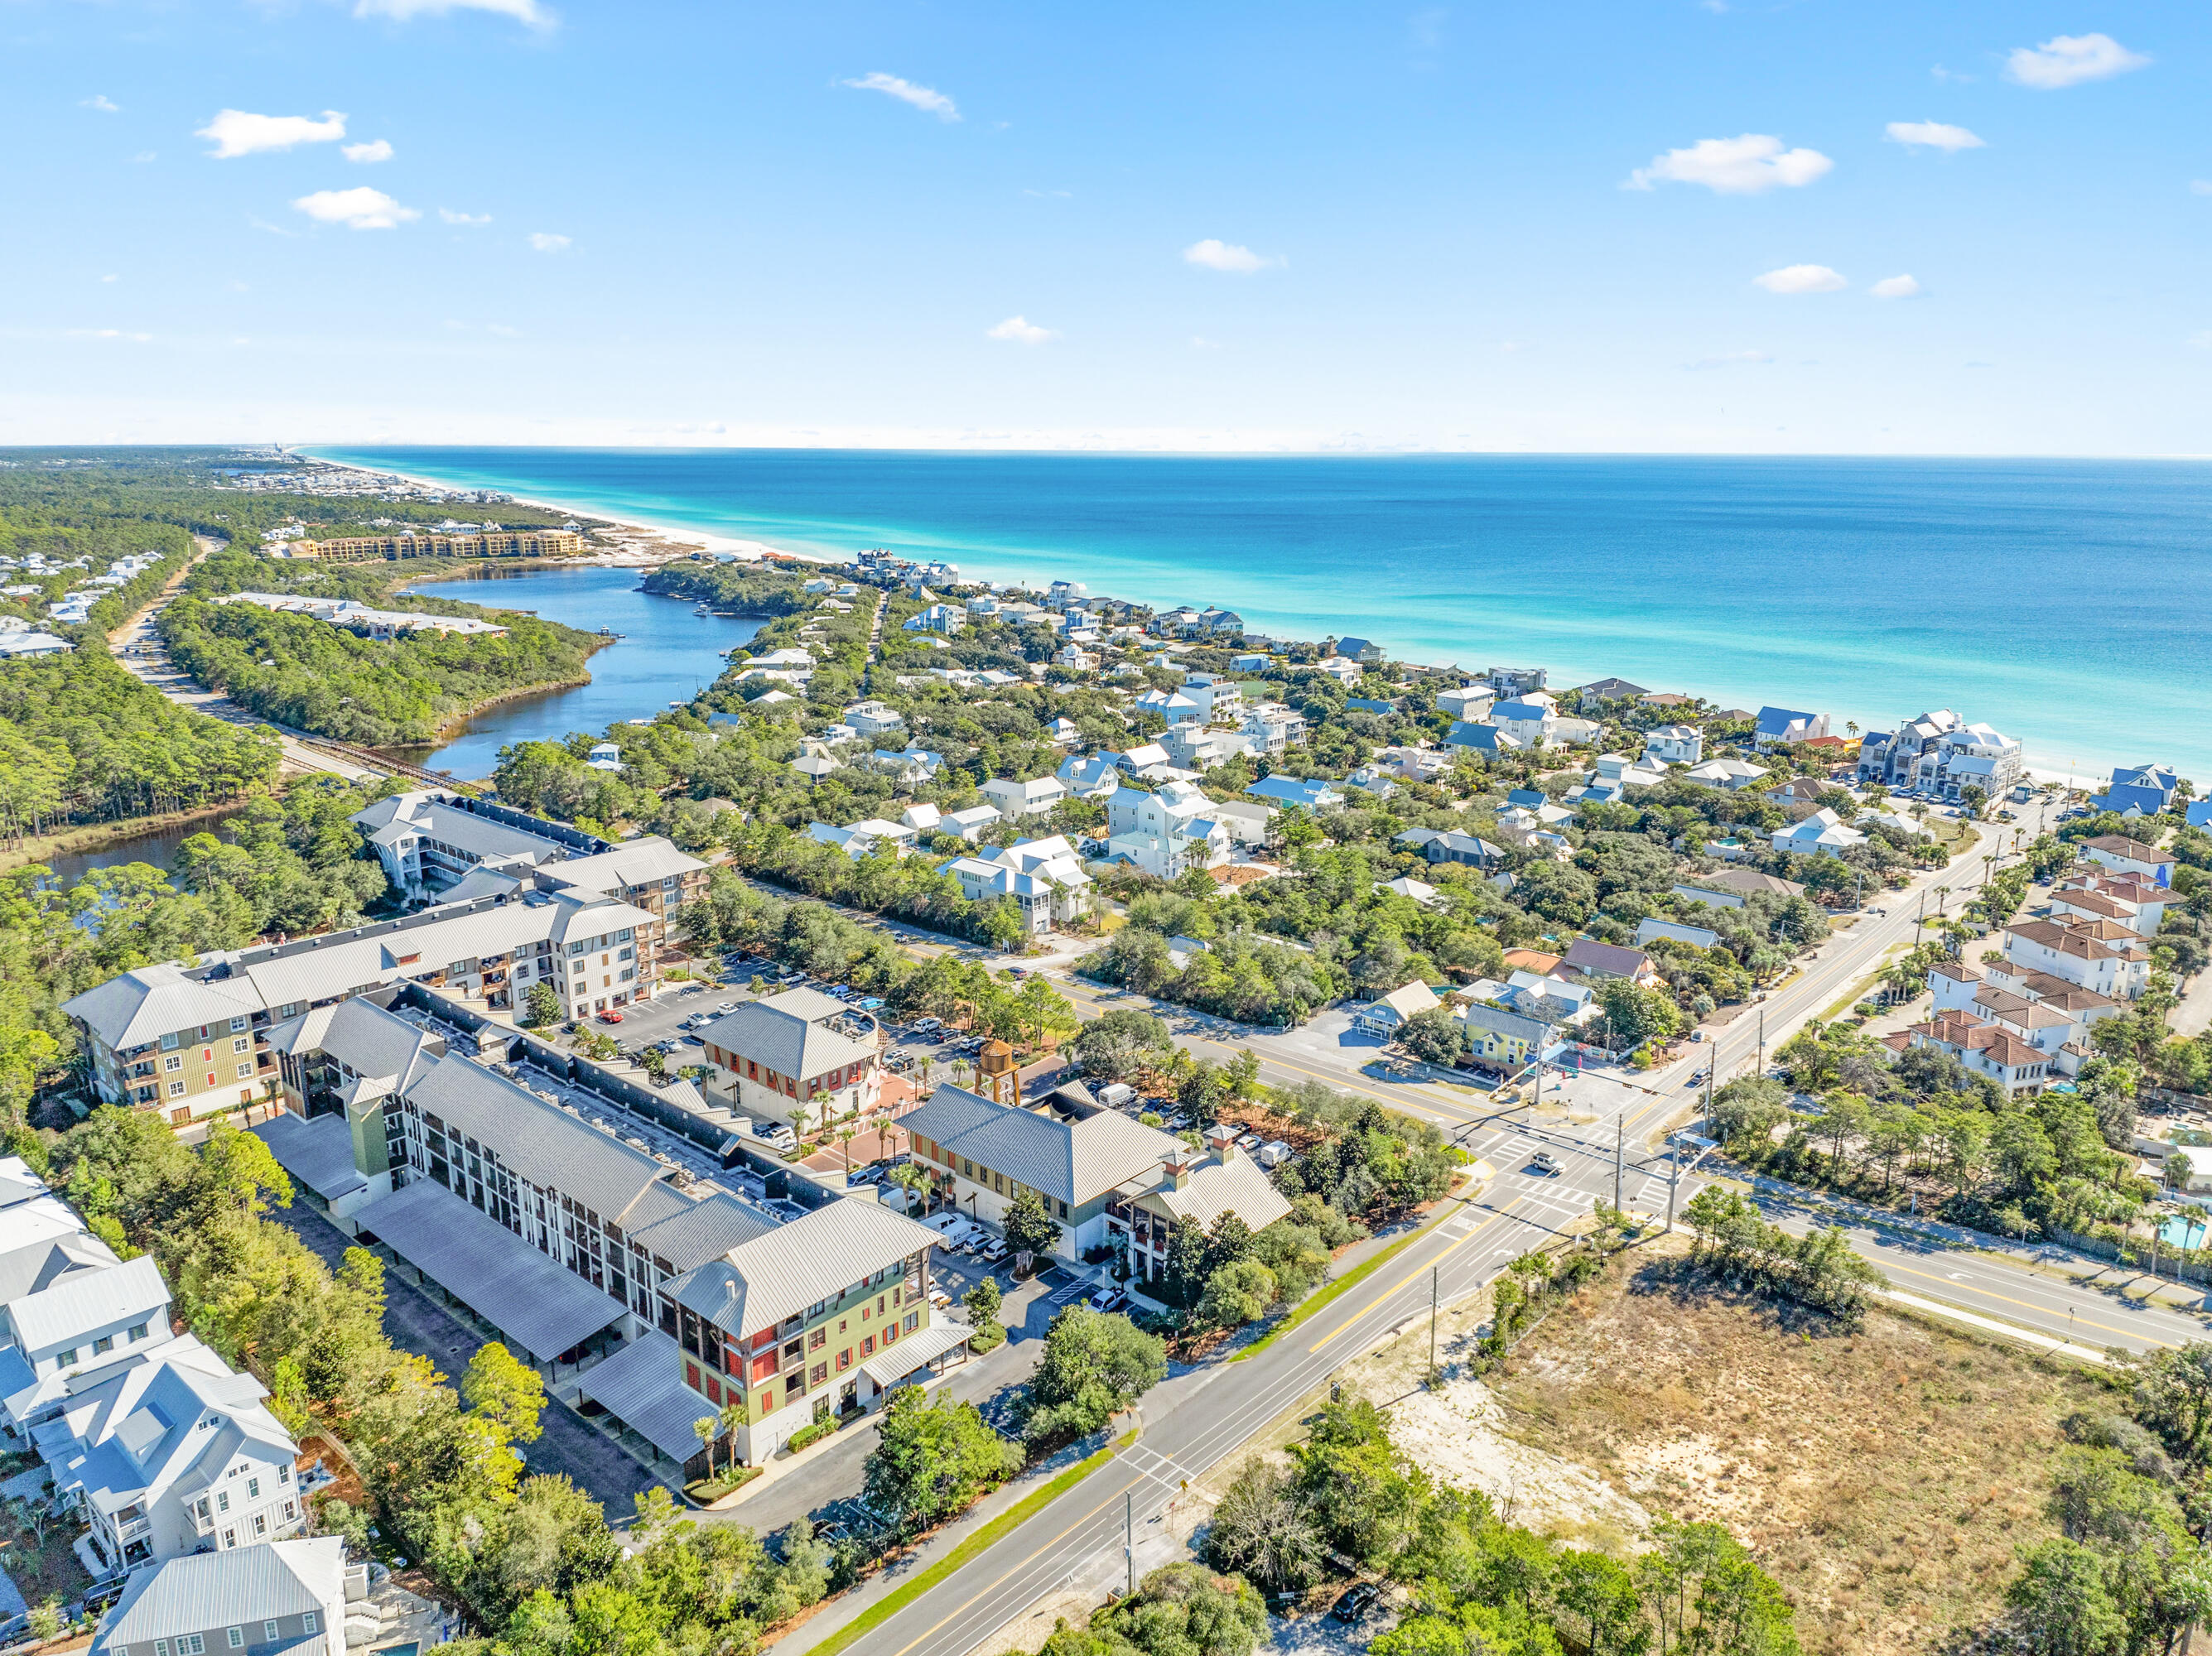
[1331,1582,1381,1624]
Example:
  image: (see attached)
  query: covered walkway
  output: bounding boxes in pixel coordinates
[571,1331,710,1473]
[353,1178,626,1370]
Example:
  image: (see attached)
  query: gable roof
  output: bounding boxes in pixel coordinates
[699,989,877,1081]
[902,1083,1179,1207]
[672,1197,942,1341]
[98,1537,342,1647]
[1559,939,1650,979]
[8,1254,168,1355]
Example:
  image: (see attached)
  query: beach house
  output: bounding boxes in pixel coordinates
[1754,706,1829,748]
[1103,781,1230,879]
[947,836,1093,933]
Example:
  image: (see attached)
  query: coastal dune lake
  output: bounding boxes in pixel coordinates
[315,449,2212,779]
[390,564,765,777]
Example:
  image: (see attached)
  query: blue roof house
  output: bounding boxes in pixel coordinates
[1247,775,1346,811]
[2093,765,2182,820]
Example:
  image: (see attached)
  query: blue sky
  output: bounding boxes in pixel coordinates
[6,1,2207,453]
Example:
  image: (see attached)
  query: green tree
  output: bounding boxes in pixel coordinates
[1398,1007,1467,1067]
[2005,1538,2128,1656]
[964,1273,1003,1334]
[1004,1186,1063,1263]
[863,1386,1020,1529]
[523,980,561,1028]
[1198,1259,1278,1330]
[1020,1307,1167,1448]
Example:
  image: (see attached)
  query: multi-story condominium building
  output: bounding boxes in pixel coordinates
[697,989,884,1134]
[670,1198,943,1461]
[350,790,607,898]
[65,882,660,1119]
[92,1538,352,1656]
[1857,708,1959,787]
[298,528,584,561]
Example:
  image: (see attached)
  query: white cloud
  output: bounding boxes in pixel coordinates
[1182,238,1279,274]
[986,315,1056,345]
[528,232,571,253]
[2005,33,2148,89]
[1931,65,1975,83]
[342,139,394,164]
[2191,331,2212,350]
[1626,133,1833,194]
[292,186,418,229]
[842,72,960,122]
[353,0,552,24]
[1686,350,1773,370]
[487,323,522,337]
[198,109,347,159]
[2191,181,2212,197]
[1885,120,1985,152]
[100,273,118,283]
[1870,274,1924,300]
[1754,263,1847,294]
[440,208,493,224]
[67,329,152,343]
[81,95,119,113]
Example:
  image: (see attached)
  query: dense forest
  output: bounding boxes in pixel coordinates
[158,546,605,747]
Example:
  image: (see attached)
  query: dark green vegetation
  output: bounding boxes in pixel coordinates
[1024,1563,1270,1656]
[1198,1394,1798,1656]
[0,777,396,1119]
[158,545,603,748]
[0,650,282,837]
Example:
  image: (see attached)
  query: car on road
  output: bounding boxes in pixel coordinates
[595,1009,624,1024]
[1528,1150,1561,1177]
[1688,1071,1708,1088]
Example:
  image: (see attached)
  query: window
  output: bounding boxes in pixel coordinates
[181,1636,207,1654]
[809,1326,826,1350]
[128,1321,149,1341]
[283,1500,296,1521]
[55,1348,77,1368]
[861,1335,875,1355]
[165,1055,183,1072]
[168,1081,186,1097]
[277,1464,291,1485]
[217,1490,229,1513]
[301,1615,317,1635]
[836,1350,851,1371]
[237,1064,254,1080]
[265,1625,280,1643]
[94,1336,113,1355]
[247,1476,260,1498]
[253,1513,267,1536]
[157,1643,170,1656]
[231,1037,250,1054]
[228,1628,245,1649]
[810,1363,827,1385]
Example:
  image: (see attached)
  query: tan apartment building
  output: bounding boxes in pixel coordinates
[299,529,584,561]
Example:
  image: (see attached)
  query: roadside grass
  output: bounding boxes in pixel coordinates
[1487,1237,2108,1656]
[1816,941,1907,1023]
[1231,1187,1469,1364]
[798,1431,1135,1656]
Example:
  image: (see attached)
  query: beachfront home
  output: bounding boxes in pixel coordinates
[2092,765,2183,819]
[1575,677,1649,708]
[1855,708,1959,787]
[1334,637,1387,666]
[2079,834,2177,887]
[1754,706,1829,749]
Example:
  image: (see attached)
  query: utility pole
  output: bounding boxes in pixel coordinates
[1665,1141,1681,1232]
[1125,1490,1134,1597]
[1429,1265,1439,1379]
[1704,1060,1716,1139]
[1755,1009,1766,1077]
[1613,1118,1623,1213]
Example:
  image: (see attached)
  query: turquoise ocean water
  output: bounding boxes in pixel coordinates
[306,449,2212,782]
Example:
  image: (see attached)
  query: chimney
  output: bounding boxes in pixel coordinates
[1162,1148,1194,1191]
[1205,1124,1237,1165]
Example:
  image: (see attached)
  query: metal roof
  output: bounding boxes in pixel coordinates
[251,1113,370,1204]
[96,1537,342,1646]
[7,1254,168,1355]
[60,963,263,1052]
[698,993,875,1083]
[541,836,706,896]
[859,1320,971,1391]
[902,1084,1178,1207]
[402,1057,674,1225]
[571,1331,712,1463]
[1137,1153,1292,1235]
[672,1196,941,1341]
[353,1179,625,1361]
[263,996,446,1087]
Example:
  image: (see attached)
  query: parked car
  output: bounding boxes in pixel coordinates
[716,1001,739,1014]
[1331,1583,1381,1625]
[1087,1288,1129,1313]
[923,1212,967,1236]
[596,1009,624,1024]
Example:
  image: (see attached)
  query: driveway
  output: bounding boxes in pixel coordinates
[272,1199,664,1514]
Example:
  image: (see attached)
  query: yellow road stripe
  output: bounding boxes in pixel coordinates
[1308,1197,1526,1352]
[1880,1260,2181,1350]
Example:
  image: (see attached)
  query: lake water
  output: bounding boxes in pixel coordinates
[390,565,767,778]
[311,447,2212,782]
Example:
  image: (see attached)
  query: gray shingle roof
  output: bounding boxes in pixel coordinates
[903,1084,1179,1206]
[96,1537,342,1646]
[1559,939,1649,979]
[672,1196,941,1341]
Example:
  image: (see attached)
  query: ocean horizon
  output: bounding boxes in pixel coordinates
[304,446,2212,784]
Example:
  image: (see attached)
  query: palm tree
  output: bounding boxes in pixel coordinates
[694,1415,719,1481]
[718,1399,748,1471]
